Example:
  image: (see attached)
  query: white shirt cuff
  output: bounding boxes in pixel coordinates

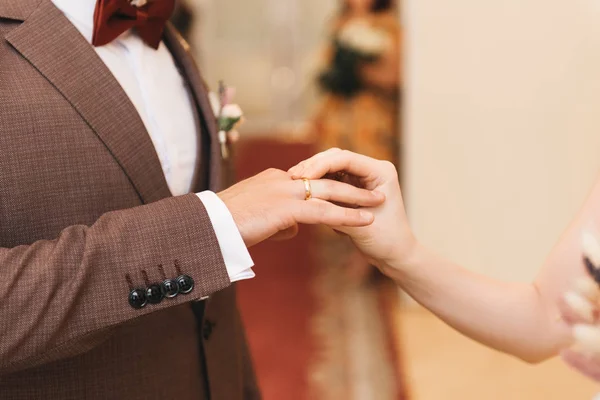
[196,191,255,283]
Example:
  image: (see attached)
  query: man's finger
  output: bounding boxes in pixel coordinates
[270,224,299,241]
[298,179,385,207]
[294,199,374,227]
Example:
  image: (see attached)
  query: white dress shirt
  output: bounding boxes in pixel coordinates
[51,0,254,282]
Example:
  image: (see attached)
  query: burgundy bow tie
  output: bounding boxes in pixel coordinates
[92,0,176,49]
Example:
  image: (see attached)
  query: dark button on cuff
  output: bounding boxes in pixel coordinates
[146,284,164,304]
[129,288,147,309]
[176,275,194,294]
[160,279,179,298]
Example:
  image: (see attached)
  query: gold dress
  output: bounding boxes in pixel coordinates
[313,11,401,166]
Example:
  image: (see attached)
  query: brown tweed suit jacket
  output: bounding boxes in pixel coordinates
[0,0,260,398]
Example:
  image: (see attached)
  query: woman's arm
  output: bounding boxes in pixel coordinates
[392,244,569,363]
[392,181,600,362]
[289,149,600,363]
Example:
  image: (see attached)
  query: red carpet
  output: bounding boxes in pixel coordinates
[235,139,318,400]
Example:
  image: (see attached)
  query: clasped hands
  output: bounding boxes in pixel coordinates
[218,148,415,278]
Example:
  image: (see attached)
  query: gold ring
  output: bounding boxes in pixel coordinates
[302,178,312,200]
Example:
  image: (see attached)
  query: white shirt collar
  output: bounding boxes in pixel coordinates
[52,0,137,44]
[51,0,97,42]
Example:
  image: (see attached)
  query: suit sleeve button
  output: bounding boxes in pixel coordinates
[146,284,164,304]
[176,275,194,294]
[129,289,147,309]
[160,279,179,298]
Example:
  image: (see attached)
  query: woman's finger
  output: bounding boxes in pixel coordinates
[296,179,385,207]
[289,149,390,184]
[288,148,341,177]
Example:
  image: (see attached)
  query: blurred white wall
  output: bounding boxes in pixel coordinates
[403,0,600,281]
[191,0,337,134]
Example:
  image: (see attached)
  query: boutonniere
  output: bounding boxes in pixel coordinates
[209,82,244,159]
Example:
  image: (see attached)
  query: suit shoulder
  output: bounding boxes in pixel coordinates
[0,0,42,22]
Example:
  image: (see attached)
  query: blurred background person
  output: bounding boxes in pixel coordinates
[314,0,401,164]
[312,0,402,283]
[304,2,404,398]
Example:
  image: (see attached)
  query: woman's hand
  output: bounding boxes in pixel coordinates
[288,148,417,278]
[219,166,385,248]
[289,149,600,363]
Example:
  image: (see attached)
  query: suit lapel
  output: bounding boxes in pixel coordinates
[5,0,172,204]
[163,25,223,193]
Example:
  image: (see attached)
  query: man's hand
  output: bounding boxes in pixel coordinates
[288,148,417,275]
[218,167,384,248]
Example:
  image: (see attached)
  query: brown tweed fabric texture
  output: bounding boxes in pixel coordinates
[0,0,260,398]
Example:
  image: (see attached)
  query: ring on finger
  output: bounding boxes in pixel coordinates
[302,178,312,200]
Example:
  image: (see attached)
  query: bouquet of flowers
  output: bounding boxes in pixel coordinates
[318,19,391,98]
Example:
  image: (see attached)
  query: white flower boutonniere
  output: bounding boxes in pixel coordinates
[219,104,243,132]
[209,82,244,159]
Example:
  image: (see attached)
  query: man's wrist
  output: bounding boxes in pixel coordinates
[216,189,252,247]
[196,191,254,282]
